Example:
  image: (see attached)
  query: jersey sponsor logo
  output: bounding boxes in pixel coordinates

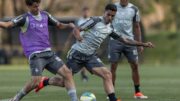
[30,23,47,29]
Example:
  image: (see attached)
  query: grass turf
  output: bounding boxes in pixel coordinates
[0,64,179,101]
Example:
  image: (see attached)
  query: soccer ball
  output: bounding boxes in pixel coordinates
[80,92,96,101]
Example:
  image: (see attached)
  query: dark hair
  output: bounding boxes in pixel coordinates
[25,0,41,6]
[105,4,117,11]
[82,6,89,11]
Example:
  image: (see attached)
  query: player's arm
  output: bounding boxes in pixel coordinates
[0,15,26,28]
[73,17,101,41]
[47,12,75,29]
[133,22,141,42]
[0,21,14,28]
[109,32,154,48]
[132,6,144,52]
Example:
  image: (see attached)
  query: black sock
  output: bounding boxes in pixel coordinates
[43,78,49,86]
[134,85,140,93]
[108,93,117,101]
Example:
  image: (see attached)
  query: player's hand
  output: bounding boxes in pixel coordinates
[143,42,154,48]
[77,36,83,42]
[138,46,144,54]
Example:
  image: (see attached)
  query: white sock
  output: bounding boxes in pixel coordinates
[68,88,78,101]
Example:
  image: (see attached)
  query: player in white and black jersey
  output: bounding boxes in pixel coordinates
[76,6,91,82]
[109,0,148,99]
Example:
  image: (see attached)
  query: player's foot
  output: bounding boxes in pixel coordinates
[116,97,121,101]
[81,75,88,82]
[82,76,88,82]
[134,92,148,99]
[106,97,121,101]
[35,77,49,93]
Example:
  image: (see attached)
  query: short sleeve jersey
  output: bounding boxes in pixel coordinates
[112,2,140,40]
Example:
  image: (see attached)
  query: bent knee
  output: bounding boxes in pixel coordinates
[103,70,112,80]
[61,66,73,78]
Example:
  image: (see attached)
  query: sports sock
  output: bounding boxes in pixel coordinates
[108,93,117,101]
[15,89,27,100]
[134,85,140,93]
[68,88,78,101]
[43,78,49,86]
[81,72,88,79]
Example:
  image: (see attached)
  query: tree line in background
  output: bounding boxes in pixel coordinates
[0,0,180,32]
[0,0,179,63]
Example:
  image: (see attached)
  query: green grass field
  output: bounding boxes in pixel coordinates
[0,64,179,101]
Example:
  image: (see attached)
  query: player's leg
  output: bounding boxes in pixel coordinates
[80,68,88,82]
[10,76,42,101]
[86,56,121,101]
[35,50,82,92]
[110,62,118,86]
[42,54,78,101]
[108,40,123,86]
[124,46,148,99]
[56,64,78,101]
[48,76,65,87]
[34,75,65,93]
[10,57,46,101]
[92,67,120,101]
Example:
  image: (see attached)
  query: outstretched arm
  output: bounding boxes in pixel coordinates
[57,22,75,29]
[109,32,154,48]
[0,14,26,29]
[46,11,75,29]
[0,21,14,28]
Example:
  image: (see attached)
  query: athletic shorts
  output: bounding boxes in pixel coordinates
[66,49,104,74]
[29,51,64,76]
[108,39,138,63]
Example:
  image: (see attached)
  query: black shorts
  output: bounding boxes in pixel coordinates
[29,51,64,76]
[66,49,104,74]
[108,39,138,63]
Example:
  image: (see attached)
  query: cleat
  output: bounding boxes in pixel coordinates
[82,77,88,82]
[134,92,148,99]
[117,99,121,101]
[35,77,48,93]
[116,97,121,101]
[9,96,19,101]
[106,96,121,101]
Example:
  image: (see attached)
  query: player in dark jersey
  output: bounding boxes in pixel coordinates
[0,0,78,101]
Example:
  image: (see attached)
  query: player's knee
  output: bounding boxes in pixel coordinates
[63,67,73,79]
[103,70,112,80]
[129,61,139,71]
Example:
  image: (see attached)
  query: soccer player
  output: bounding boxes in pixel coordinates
[0,0,78,101]
[35,3,154,101]
[76,6,91,82]
[109,0,148,99]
